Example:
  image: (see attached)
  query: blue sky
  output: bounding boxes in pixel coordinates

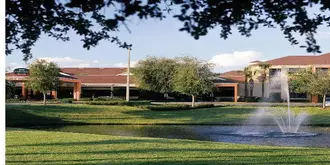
[5,12,330,73]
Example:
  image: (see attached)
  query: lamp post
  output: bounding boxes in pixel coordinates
[126,48,131,102]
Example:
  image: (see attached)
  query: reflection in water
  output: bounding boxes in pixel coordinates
[29,125,330,148]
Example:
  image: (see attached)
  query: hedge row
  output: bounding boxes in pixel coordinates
[5,98,74,104]
[87,100,151,106]
[143,104,215,111]
[79,97,123,102]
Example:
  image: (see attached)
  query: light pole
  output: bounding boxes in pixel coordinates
[126,48,131,102]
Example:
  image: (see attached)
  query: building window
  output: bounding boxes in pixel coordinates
[316,68,329,72]
[289,92,307,99]
[269,69,281,77]
[288,68,303,74]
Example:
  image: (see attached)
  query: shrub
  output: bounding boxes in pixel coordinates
[93,97,123,101]
[59,98,74,103]
[245,97,258,102]
[144,103,215,111]
[87,100,151,106]
[79,98,93,101]
[144,104,191,111]
[6,99,21,103]
[195,104,215,108]
[5,99,61,104]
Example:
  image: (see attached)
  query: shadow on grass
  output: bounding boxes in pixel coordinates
[6,141,329,165]
[6,104,96,113]
[6,108,80,127]
[123,107,256,124]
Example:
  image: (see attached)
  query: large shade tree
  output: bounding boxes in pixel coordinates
[290,68,330,109]
[6,0,330,61]
[132,56,177,96]
[26,59,60,105]
[173,57,214,107]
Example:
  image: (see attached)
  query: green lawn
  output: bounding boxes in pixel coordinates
[6,104,330,126]
[6,129,330,165]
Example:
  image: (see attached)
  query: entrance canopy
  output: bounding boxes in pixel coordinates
[212,77,239,102]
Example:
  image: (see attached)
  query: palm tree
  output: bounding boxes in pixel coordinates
[243,67,254,98]
[258,62,271,98]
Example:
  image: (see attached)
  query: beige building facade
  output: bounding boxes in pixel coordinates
[246,53,330,102]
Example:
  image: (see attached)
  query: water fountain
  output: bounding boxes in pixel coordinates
[234,71,318,137]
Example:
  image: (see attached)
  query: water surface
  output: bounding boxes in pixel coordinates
[28,125,330,148]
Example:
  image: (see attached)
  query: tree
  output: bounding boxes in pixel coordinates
[290,69,330,109]
[6,0,330,61]
[6,80,15,99]
[26,59,60,105]
[132,56,177,97]
[173,57,214,107]
[243,67,255,98]
[258,62,271,98]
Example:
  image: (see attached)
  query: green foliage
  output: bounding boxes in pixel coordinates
[289,68,314,94]
[5,99,61,104]
[173,57,214,97]
[59,98,74,103]
[79,98,94,101]
[87,100,151,106]
[244,97,259,102]
[25,59,60,104]
[257,62,271,98]
[132,57,177,94]
[243,67,255,97]
[92,97,123,101]
[26,59,60,92]
[144,104,191,111]
[290,69,330,108]
[6,80,15,99]
[6,1,330,61]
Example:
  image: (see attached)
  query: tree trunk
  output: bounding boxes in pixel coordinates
[323,94,326,109]
[244,77,248,98]
[191,95,195,107]
[261,81,265,98]
[43,92,46,105]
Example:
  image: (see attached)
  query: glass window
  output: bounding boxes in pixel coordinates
[289,92,307,98]
[316,68,329,72]
[288,68,303,73]
[269,69,281,76]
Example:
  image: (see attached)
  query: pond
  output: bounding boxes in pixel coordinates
[27,125,330,148]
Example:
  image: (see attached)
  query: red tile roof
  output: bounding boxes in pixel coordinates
[220,70,245,83]
[61,68,127,76]
[265,53,330,65]
[60,68,132,84]
[249,60,262,63]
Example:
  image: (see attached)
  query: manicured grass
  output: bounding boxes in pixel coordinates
[6,129,330,165]
[6,104,330,126]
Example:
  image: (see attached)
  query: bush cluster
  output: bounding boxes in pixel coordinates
[144,104,215,111]
[6,98,76,104]
[92,97,123,101]
[87,100,151,106]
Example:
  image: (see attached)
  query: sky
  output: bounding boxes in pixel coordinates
[5,8,330,73]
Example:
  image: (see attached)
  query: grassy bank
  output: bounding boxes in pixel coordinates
[6,104,330,126]
[6,129,330,165]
